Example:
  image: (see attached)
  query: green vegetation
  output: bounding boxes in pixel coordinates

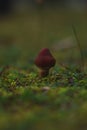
[0,66,87,130]
[0,65,87,130]
[0,8,87,130]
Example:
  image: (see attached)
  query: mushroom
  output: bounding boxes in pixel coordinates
[35,48,56,77]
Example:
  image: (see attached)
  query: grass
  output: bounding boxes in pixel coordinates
[0,8,87,130]
[0,65,87,130]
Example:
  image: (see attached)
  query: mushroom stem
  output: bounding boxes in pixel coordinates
[40,69,49,77]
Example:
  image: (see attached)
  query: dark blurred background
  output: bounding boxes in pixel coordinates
[0,0,87,13]
[0,0,87,69]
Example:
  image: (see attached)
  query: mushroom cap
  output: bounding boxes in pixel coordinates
[35,48,56,69]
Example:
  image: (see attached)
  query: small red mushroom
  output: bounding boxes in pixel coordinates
[35,48,56,77]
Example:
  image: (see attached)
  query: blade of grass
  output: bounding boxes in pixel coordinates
[72,24,84,71]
